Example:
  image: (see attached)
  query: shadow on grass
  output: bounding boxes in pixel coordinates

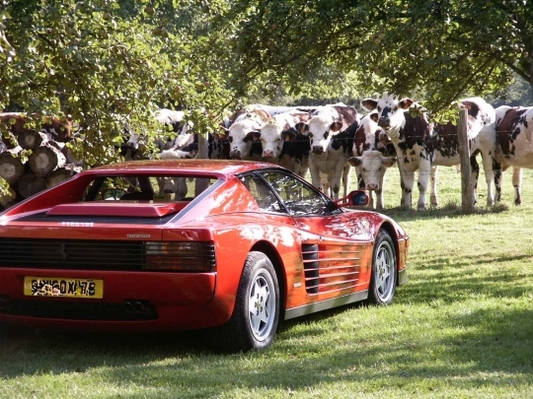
[2,303,531,397]
[378,201,509,223]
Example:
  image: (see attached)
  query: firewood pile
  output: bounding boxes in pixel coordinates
[0,113,83,210]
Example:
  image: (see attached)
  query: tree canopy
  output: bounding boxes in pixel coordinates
[1,0,532,184]
[224,0,532,114]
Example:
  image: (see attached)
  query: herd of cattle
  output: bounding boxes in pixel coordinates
[2,94,533,210]
[124,95,533,210]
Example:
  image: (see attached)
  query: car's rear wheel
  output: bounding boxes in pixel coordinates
[367,229,396,305]
[222,251,280,352]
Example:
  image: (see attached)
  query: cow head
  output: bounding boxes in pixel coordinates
[258,112,309,159]
[228,120,261,159]
[348,150,396,191]
[303,106,343,154]
[259,119,284,159]
[361,93,414,135]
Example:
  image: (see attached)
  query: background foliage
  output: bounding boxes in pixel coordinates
[1,0,532,168]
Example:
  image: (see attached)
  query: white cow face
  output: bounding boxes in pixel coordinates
[305,107,341,154]
[349,150,396,191]
[228,114,266,159]
[259,120,283,159]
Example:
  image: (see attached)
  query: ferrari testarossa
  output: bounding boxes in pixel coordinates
[0,159,409,351]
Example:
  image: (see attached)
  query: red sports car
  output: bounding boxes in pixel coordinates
[0,159,409,351]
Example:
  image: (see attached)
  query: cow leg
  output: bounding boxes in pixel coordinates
[308,160,323,192]
[330,163,347,201]
[429,165,438,207]
[341,163,350,197]
[479,153,496,206]
[396,166,407,207]
[375,172,387,210]
[512,167,522,205]
[374,188,383,210]
[417,160,432,210]
[319,172,330,196]
[470,154,480,205]
[400,168,415,210]
[493,160,503,202]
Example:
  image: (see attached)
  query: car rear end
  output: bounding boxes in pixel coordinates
[0,216,230,332]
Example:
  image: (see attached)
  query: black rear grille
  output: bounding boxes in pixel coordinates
[0,296,158,320]
[0,239,216,271]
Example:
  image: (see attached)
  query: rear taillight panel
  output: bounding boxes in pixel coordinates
[144,241,216,272]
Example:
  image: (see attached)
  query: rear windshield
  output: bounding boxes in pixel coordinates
[82,175,218,202]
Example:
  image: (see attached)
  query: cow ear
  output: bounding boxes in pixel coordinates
[214,128,229,139]
[330,121,343,132]
[383,157,397,167]
[295,122,309,134]
[244,130,260,142]
[348,156,362,167]
[282,128,297,141]
[369,112,379,123]
[399,98,414,109]
[361,99,377,111]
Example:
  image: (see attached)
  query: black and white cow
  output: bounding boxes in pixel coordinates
[487,105,533,205]
[300,104,360,200]
[348,112,397,209]
[255,110,314,176]
[361,94,495,210]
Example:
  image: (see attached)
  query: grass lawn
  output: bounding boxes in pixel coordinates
[1,162,533,399]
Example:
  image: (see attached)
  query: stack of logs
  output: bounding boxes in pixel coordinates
[0,113,83,210]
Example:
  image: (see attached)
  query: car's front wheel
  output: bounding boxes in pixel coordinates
[222,251,280,352]
[367,229,397,305]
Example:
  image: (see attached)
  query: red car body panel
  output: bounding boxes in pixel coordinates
[0,159,409,333]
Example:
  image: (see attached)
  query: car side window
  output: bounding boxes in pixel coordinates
[240,174,286,213]
[259,171,330,216]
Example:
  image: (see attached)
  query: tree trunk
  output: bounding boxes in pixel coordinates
[17,173,47,198]
[17,129,46,150]
[0,153,25,184]
[29,144,67,177]
[46,166,81,188]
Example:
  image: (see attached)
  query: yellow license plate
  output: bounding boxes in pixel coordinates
[24,276,104,299]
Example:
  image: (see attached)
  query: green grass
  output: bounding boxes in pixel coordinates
[2,163,533,398]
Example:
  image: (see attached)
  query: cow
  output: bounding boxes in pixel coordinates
[255,110,314,175]
[299,104,360,200]
[223,109,271,160]
[347,112,397,209]
[361,94,496,210]
[154,108,193,151]
[485,105,533,205]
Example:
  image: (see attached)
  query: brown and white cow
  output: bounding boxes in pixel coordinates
[348,112,397,209]
[361,94,495,210]
[300,104,360,200]
[223,109,271,160]
[486,105,533,205]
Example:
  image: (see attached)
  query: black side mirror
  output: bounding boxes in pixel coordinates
[334,190,369,208]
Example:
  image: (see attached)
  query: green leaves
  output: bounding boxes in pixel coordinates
[1,0,532,173]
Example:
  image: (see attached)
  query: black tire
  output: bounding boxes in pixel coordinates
[222,251,280,352]
[367,230,397,305]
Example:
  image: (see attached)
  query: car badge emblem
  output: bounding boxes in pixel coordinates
[57,243,68,261]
